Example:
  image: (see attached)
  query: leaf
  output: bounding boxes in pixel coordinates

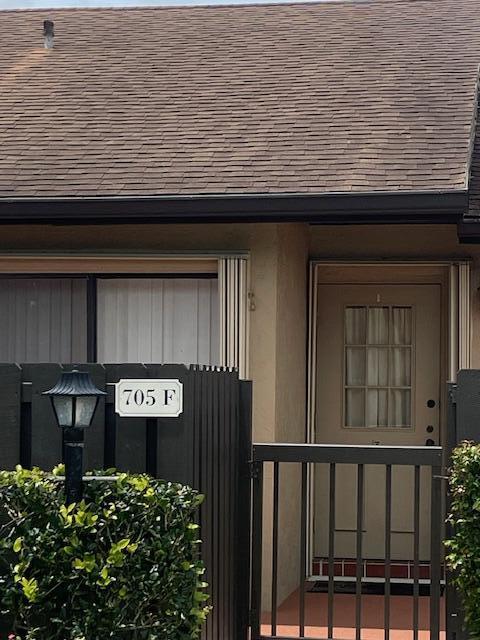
[13,537,23,553]
[116,538,130,550]
[20,577,39,602]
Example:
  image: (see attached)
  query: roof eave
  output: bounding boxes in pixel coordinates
[0,189,468,225]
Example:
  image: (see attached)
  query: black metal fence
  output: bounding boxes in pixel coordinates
[0,362,252,640]
[250,443,444,640]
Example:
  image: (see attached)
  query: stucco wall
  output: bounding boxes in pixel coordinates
[274,224,308,604]
[0,221,309,607]
[2,221,478,610]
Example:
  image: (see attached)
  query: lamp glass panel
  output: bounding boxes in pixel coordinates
[75,396,97,428]
[52,396,73,427]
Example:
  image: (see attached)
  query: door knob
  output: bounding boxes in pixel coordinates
[425,438,435,446]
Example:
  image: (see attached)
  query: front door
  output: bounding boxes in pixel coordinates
[314,283,441,561]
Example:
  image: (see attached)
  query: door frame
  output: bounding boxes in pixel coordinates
[306,259,471,569]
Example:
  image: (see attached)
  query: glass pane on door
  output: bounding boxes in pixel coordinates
[97,278,219,365]
[0,278,87,362]
[343,305,413,428]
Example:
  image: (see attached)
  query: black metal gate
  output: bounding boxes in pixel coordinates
[250,443,444,640]
[0,363,252,640]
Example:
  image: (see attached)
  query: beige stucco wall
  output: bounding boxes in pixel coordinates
[0,221,309,606]
[2,221,479,609]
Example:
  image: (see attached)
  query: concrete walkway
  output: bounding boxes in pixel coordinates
[261,590,446,639]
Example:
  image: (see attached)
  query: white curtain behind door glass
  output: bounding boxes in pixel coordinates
[0,278,87,362]
[97,278,219,365]
[345,306,412,428]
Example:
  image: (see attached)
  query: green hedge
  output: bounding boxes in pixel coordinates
[447,441,480,638]
[0,465,209,640]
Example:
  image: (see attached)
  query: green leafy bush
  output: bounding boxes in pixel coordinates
[0,465,209,640]
[447,441,480,638]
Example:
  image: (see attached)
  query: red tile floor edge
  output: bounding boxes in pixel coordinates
[261,590,446,640]
[312,559,438,580]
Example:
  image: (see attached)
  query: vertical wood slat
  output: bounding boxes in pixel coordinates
[193,366,244,640]
[78,363,105,471]
[149,364,194,486]
[0,364,21,470]
[22,363,63,469]
[212,369,220,640]
[105,363,147,474]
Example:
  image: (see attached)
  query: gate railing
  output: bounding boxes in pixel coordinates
[250,443,444,640]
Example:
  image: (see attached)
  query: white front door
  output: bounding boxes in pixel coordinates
[314,283,441,560]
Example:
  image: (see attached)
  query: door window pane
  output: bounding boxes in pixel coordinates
[392,307,412,345]
[97,278,219,365]
[0,278,87,362]
[344,305,413,428]
[367,348,388,386]
[345,347,366,386]
[389,389,411,427]
[367,307,389,344]
[345,389,365,427]
[367,389,388,427]
[390,347,411,387]
[345,307,366,344]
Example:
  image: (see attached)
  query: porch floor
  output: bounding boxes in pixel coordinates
[261,590,446,639]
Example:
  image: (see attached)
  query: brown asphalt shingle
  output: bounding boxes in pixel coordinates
[1,0,480,198]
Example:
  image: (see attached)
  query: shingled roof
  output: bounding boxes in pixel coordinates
[1,0,480,199]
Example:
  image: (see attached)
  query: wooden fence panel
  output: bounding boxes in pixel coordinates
[0,364,21,470]
[105,363,148,473]
[0,363,252,640]
[150,363,195,487]
[22,363,63,470]
[78,363,106,471]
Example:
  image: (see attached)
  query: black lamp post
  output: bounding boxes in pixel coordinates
[43,370,106,505]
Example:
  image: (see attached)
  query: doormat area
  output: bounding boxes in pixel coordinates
[307,581,439,596]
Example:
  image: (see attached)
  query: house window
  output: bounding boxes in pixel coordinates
[344,305,413,428]
[0,278,87,362]
[0,275,219,367]
[97,278,219,364]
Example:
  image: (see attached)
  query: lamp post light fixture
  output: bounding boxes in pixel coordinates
[43,370,106,505]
